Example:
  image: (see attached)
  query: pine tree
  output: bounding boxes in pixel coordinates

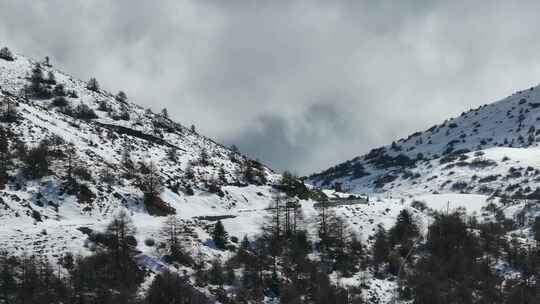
[28,63,47,97]
[145,270,208,304]
[0,47,14,61]
[0,263,16,303]
[533,216,540,245]
[1,97,18,122]
[372,226,389,274]
[115,91,127,103]
[269,270,280,297]
[218,167,227,183]
[52,96,69,108]
[224,261,236,285]
[121,146,133,169]
[97,99,109,112]
[167,147,177,162]
[99,165,116,185]
[406,212,498,304]
[212,220,229,250]
[46,71,56,84]
[209,259,225,286]
[199,148,210,166]
[59,252,75,270]
[24,140,49,178]
[161,108,169,118]
[53,83,67,97]
[118,103,130,120]
[86,78,100,92]
[73,103,98,119]
[0,128,9,185]
[389,209,419,257]
[349,234,364,271]
[238,235,251,259]
[391,209,419,242]
[64,143,77,192]
[243,161,255,183]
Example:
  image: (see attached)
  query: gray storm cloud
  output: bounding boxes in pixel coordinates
[2,0,540,174]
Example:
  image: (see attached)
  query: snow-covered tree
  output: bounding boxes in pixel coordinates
[212,220,229,250]
[115,91,127,103]
[86,77,100,92]
[0,47,14,61]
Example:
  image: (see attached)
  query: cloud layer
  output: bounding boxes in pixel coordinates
[3,0,540,174]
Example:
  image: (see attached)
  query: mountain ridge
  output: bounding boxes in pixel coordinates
[308,83,540,198]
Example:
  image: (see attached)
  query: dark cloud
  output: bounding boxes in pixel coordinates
[231,100,359,174]
[2,1,540,174]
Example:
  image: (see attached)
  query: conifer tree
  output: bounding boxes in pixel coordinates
[64,143,77,192]
[29,63,47,97]
[0,127,9,185]
[1,97,18,122]
[212,220,229,250]
[86,78,100,92]
[161,108,169,118]
[389,209,419,257]
[372,226,389,274]
[24,140,49,178]
[209,259,225,286]
[533,216,540,245]
[0,47,14,61]
[52,96,69,108]
[118,103,130,120]
[167,147,177,162]
[237,235,251,259]
[43,56,51,67]
[46,71,56,84]
[199,148,210,166]
[115,91,127,103]
[0,262,16,303]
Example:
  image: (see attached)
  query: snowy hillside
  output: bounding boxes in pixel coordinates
[2,49,540,304]
[0,50,283,259]
[0,50,403,303]
[309,84,540,198]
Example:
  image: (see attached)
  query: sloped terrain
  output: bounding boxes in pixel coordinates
[0,51,281,260]
[2,49,540,304]
[1,51,394,303]
[309,85,540,198]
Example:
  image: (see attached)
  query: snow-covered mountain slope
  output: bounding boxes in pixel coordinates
[309,84,540,198]
[0,51,282,260]
[3,50,540,303]
[0,50,413,301]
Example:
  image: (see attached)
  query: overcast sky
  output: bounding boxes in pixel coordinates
[2,1,540,174]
